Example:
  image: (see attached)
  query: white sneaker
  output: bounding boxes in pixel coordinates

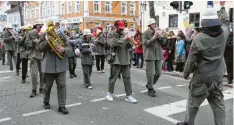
[101,70,105,73]
[87,85,93,89]
[98,71,101,73]
[106,93,114,102]
[125,95,137,104]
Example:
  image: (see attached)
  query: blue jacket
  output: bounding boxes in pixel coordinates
[176,39,186,56]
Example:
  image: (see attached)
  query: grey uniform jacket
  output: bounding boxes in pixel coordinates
[3,31,16,51]
[94,35,106,55]
[36,32,72,73]
[142,28,163,61]
[18,34,27,59]
[25,29,43,60]
[184,28,229,84]
[79,37,95,65]
[107,30,133,65]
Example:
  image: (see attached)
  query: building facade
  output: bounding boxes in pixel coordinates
[24,1,140,32]
[142,1,233,33]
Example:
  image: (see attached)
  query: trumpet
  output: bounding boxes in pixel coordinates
[10,30,20,41]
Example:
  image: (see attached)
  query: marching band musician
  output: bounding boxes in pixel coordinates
[67,29,78,78]
[106,20,137,103]
[94,29,106,73]
[36,20,72,114]
[2,25,17,71]
[18,25,32,83]
[25,21,44,98]
[142,18,163,97]
[79,29,96,89]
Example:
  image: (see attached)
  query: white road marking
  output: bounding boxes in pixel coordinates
[66,102,82,108]
[176,84,187,87]
[22,102,82,117]
[140,90,148,93]
[115,93,135,97]
[144,89,234,124]
[157,86,172,90]
[90,98,106,102]
[0,117,11,123]
[0,76,11,81]
[22,109,50,117]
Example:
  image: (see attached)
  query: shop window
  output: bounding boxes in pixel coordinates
[169,14,178,28]
[130,2,135,16]
[121,2,127,15]
[130,24,135,29]
[189,13,200,27]
[105,2,111,13]
[94,1,101,13]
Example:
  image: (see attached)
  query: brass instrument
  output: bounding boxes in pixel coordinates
[10,30,19,41]
[45,21,65,59]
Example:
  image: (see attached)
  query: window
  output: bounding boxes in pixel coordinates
[26,10,30,19]
[95,23,100,27]
[35,8,38,18]
[189,13,200,27]
[47,2,50,17]
[105,2,111,13]
[121,2,127,15]
[94,1,101,12]
[130,24,135,29]
[60,2,65,15]
[169,14,178,28]
[130,2,135,15]
[105,24,112,32]
[51,2,55,16]
[75,1,80,13]
[67,1,72,14]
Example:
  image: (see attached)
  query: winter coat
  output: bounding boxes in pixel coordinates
[94,34,106,55]
[175,39,186,63]
[79,37,96,65]
[142,28,163,61]
[36,32,72,73]
[3,31,17,51]
[107,30,133,65]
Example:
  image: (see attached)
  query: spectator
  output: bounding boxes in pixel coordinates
[134,30,144,68]
[167,31,176,72]
[175,31,186,73]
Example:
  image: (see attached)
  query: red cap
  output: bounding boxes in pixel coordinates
[117,21,125,29]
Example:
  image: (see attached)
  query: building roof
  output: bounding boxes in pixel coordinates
[5,6,19,13]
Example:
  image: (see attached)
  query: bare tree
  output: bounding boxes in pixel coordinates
[148,1,157,21]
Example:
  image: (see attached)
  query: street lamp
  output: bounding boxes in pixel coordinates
[140,1,147,32]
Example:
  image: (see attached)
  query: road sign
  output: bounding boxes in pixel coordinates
[207,1,214,8]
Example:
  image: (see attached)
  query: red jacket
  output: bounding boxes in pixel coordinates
[133,38,143,54]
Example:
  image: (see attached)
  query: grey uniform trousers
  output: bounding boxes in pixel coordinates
[30,58,44,91]
[7,51,17,70]
[145,60,162,89]
[44,72,67,107]
[82,65,93,87]
[108,64,132,96]
[185,81,225,125]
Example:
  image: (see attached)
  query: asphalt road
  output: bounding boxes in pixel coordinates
[0,60,233,125]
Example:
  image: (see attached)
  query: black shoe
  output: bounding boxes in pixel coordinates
[21,79,26,84]
[146,85,156,93]
[44,102,51,109]
[176,122,189,125]
[148,88,156,97]
[58,107,69,114]
[10,68,13,71]
[39,88,44,94]
[70,75,74,78]
[73,73,77,77]
[30,90,37,98]
[133,64,137,66]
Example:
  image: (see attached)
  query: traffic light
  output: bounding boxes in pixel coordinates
[170,1,179,10]
[184,1,193,10]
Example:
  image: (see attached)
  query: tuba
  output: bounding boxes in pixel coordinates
[45,21,65,59]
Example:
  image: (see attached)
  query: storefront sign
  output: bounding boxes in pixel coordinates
[66,18,82,24]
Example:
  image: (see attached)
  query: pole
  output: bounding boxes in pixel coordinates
[18,1,24,26]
